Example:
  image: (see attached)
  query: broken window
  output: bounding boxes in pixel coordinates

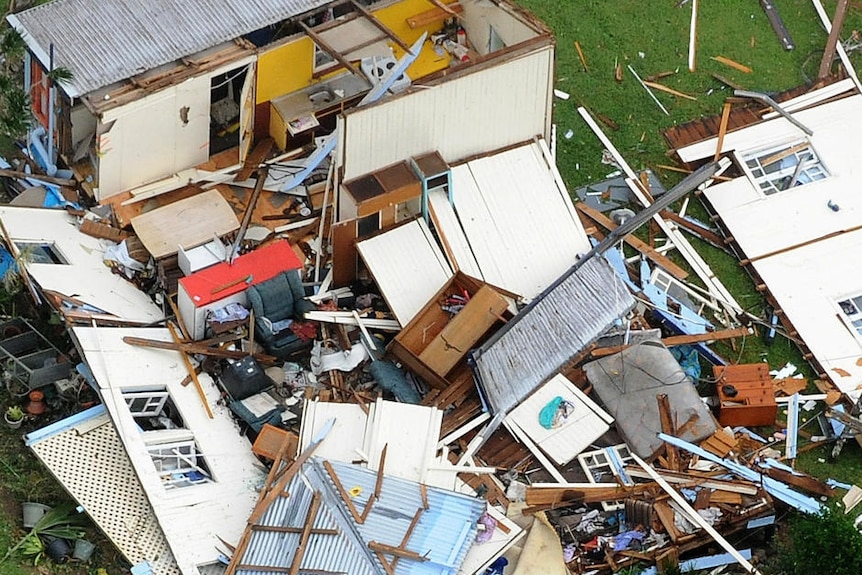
[123,387,213,488]
[838,295,862,335]
[14,242,67,265]
[147,439,212,489]
[313,42,336,73]
[577,444,632,511]
[738,140,828,195]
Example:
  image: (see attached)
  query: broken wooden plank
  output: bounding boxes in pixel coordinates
[234,137,273,182]
[629,64,670,115]
[632,453,762,575]
[710,72,745,90]
[323,459,365,524]
[121,335,277,363]
[713,101,732,162]
[525,483,655,506]
[659,210,729,249]
[591,326,753,358]
[624,468,759,495]
[657,394,680,471]
[643,80,697,101]
[575,40,589,72]
[576,202,689,281]
[818,0,849,77]
[288,491,322,575]
[701,427,738,458]
[406,1,464,29]
[167,322,213,419]
[653,499,682,542]
[368,541,428,562]
[761,466,835,498]
[710,55,752,73]
[79,218,130,243]
[773,377,808,397]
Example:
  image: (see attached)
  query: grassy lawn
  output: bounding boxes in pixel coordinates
[517,0,862,484]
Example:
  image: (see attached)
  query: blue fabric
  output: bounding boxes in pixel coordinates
[0,246,16,278]
[539,396,564,429]
[670,344,701,382]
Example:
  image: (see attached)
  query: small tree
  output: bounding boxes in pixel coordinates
[777,506,862,575]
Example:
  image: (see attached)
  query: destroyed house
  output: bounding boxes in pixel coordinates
[8,0,554,202]
[668,79,862,402]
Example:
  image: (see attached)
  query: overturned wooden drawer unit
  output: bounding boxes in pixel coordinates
[388,272,510,390]
[714,363,778,427]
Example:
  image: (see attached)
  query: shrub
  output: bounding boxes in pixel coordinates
[778,506,862,575]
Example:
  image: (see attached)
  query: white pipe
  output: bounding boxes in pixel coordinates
[29,126,57,176]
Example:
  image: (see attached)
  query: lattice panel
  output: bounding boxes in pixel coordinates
[30,413,182,575]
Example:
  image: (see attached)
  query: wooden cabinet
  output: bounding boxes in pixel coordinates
[714,364,778,427]
[389,272,510,390]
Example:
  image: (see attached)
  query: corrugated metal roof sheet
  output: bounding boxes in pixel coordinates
[8,0,330,96]
[236,458,484,575]
[473,257,635,415]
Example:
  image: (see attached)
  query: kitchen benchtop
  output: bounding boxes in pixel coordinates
[271,71,372,122]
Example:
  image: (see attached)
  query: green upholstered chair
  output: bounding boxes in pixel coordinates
[245,270,316,358]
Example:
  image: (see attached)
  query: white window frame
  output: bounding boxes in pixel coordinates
[838,295,862,336]
[313,43,337,74]
[14,241,68,265]
[577,444,632,511]
[737,139,828,196]
[147,439,212,489]
[124,389,170,417]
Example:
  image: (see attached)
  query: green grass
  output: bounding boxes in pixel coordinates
[516,0,862,484]
[516,0,861,369]
[522,0,862,189]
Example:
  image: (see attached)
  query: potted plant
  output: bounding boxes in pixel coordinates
[4,404,23,428]
[0,503,85,564]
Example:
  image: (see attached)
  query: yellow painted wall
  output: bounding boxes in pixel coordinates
[257,37,314,104]
[374,0,459,79]
[256,0,459,104]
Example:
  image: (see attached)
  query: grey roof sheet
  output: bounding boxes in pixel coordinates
[473,256,635,415]
[237,458,485,575]
[8,0,330,96]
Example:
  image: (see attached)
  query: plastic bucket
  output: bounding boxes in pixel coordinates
[21,502,52,528]
[73,538,96,561]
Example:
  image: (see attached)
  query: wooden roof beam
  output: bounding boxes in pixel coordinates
[299,21,362,78]
[350,0,413,54]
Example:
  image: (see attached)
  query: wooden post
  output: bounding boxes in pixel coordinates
[657,394,680,471]
[818,0,850,79]
[167,322,214,419]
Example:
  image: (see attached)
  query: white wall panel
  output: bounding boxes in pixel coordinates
[97,76,210,200]
[341,46,553,181]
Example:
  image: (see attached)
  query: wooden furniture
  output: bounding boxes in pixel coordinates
[342,160,422,222]
[130,189,239,259]
[389,272,510,390]
[410,151,451,220]
[714,364,778,427]
[177,240,302,340]
[252,424,298,461]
